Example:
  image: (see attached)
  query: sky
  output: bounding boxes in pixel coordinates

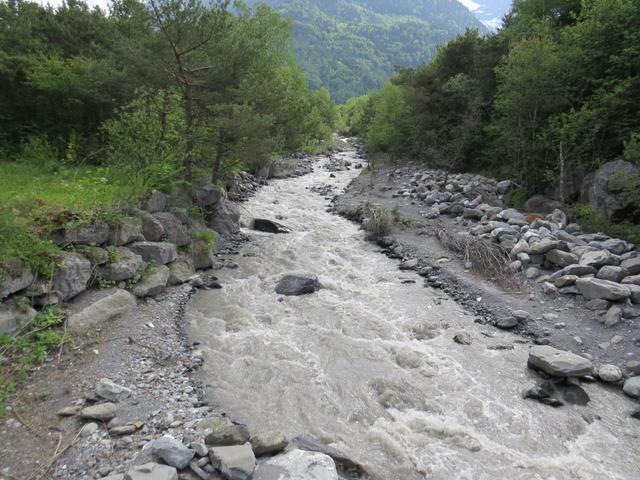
[35,0,111,11]
[458,0,513,30]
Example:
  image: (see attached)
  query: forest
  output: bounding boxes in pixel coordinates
[342,0,640,239]
[0,0,337,269]
[245,0,486,102]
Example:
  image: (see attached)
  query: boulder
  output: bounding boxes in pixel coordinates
[210,198,241,236]
[275,274,320,296]
[99,247,145,282]
[556,264,597,278]
[591,238,630,255]
[52,220,109,246]
[168,256,195,285]
[153,212,190,246]
[596,266,629,283]
[496,180,513,195]
[547,208,568,227]
[554,275,578,288]
[77,246,109,266]
[109,218,145,246]
[125,463,177,480]
[198,415,250,446]
[141,190,168,213]
[545,249,579,268]
[129,242,177,265]
[191,239,214,270]
[575,277,631,301]
[209,443,255,480]
[288,435,363,475]
[581,159,640,220]
[0,258,34,299]
[133,265,170,297]
[623,376,640,399]
[579,250,620,268]
[138,210,165,242]
[621,256,640,275]
[253,449,339,480]
[523,195,562,214]
[627,284,640,304]
[0,299,37,335]
[67,288,136,332]
[250,432,288,456]
[52,252,92,301]
[251,219,292,234]
[528,346,593,377]
[151,435,195,470]
[195,183,222,207]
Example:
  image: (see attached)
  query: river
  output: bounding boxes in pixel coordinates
[185,145,640,480]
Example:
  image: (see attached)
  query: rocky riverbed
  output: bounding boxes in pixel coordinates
[2,139,639,480]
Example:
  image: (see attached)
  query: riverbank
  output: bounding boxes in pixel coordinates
[333,157,640,401]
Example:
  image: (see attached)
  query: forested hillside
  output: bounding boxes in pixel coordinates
[343,0,640,240]
[245,0,486,102]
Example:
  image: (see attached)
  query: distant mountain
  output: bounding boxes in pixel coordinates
[245,0,486,102]
[458,0,513,30]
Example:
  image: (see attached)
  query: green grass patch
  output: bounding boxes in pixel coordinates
[0,307,67,416]
[568,203,640,244]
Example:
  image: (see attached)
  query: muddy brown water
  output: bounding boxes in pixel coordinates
[186,146,640,480]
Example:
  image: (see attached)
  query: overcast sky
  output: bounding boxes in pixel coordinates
[35,0,111,11]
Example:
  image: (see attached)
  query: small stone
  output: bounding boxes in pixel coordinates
[512,310,530,322]
[623,376,640,398]
[598,364,623,383]
[601,305,623,327]
[453,332,472,345]
[96,378,132,402]
[80,422,99,437]
[250,431,288,456]
[57,405,81,416]
[110,424,138,435]
[80,403,117,421]
[198,416,250,447]
[495,317,518,329]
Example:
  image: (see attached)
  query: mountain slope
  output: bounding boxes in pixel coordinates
[246,0,486,102]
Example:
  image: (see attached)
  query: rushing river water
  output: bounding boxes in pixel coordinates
[186,146,640,480]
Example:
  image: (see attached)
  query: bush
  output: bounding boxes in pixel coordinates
[567,203,640,244]
[361,202,392,239]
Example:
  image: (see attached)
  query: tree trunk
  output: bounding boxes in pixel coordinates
[184,86,194,184]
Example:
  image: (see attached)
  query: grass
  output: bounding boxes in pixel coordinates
[0,307,67,416]
[361,202,392,239]
[567,203,640,245]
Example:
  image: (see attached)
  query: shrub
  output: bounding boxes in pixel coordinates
[361,202,392,239]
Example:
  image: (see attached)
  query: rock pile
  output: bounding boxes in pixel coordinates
[387,166,640,324]
[0,184,238,335]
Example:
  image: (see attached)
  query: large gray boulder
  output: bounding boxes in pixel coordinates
[109,217,145,246]
[52,220,109,246]
[168,256,195,285]
[153,212,190,247]
[195,183,222,207]
[528,346,593,377]
[210,198,241,236]
[53,252,92,301]
[545,249,579,268]
[0,258,34,299]
[141,190,168,213]
[275,274,320,296]
[125,463,177,480]
[150,435,195,470]
[251,219,292,234]
[129,242,177,265]
[67,288,136,332]
[575,277,631,301]
[137,210,165,242]
[99,247,145,282]
[529,239,566,255]
[209,443,256,480]
[96,378,132,402]
[133,265,170,297]
[581,159,640,220]
[253,449,338,480]
[621,256,640,275]
[623,376,640,398]
[579,250,620,268]
[0,299,37,335]
[596,265,629,283]
[523,195,562,214]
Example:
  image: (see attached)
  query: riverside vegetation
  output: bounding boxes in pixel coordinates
[341,0,640,242]
[0,0,337,413]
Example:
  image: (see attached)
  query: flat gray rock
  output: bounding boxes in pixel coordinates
[575,277,630,301]
[199,415,250,446]
[209,443,256,480]
[129,241,177,265]
[250,432,288,456]
[528,346,593,377]
[80,402,117,421]
[133,265,170,298]
[99,247,145,281]
[96,378,132,402]
[125,462,177,480]
[67,288,136,333]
